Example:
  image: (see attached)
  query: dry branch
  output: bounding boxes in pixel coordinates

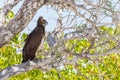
[3,0,22,15]
[0,52,77,79]
[0,0,46,48]
[0,0,78,48]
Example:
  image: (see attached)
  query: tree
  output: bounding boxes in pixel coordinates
[0,0,120,79]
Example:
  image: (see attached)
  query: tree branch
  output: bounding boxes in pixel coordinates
[3,0,22,15]
[0,0,77,48]
[0,52,78,79]
[0,0,46,48]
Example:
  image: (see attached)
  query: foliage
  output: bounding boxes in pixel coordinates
[65,38,90,53]
[0,25,120,79]
[0,33,27,70]
[5,11,14,23]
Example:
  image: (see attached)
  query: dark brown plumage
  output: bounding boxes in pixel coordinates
[22,16,48,63]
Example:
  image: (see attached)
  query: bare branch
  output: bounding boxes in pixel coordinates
[0,53,78,79]
[3,0,22,15]
[0,0,80,48]
[0,0,46,48]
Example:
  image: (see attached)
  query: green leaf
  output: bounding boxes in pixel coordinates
[21,33,27,42]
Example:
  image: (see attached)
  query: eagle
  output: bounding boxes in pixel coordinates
[22,16,48,63]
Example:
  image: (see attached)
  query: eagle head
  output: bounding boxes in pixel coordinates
[37,16,48,26]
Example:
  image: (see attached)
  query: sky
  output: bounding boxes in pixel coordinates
[0,0,58,34]
[1,0,119,34]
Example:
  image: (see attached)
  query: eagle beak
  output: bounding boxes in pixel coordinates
[45,21,48,25]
